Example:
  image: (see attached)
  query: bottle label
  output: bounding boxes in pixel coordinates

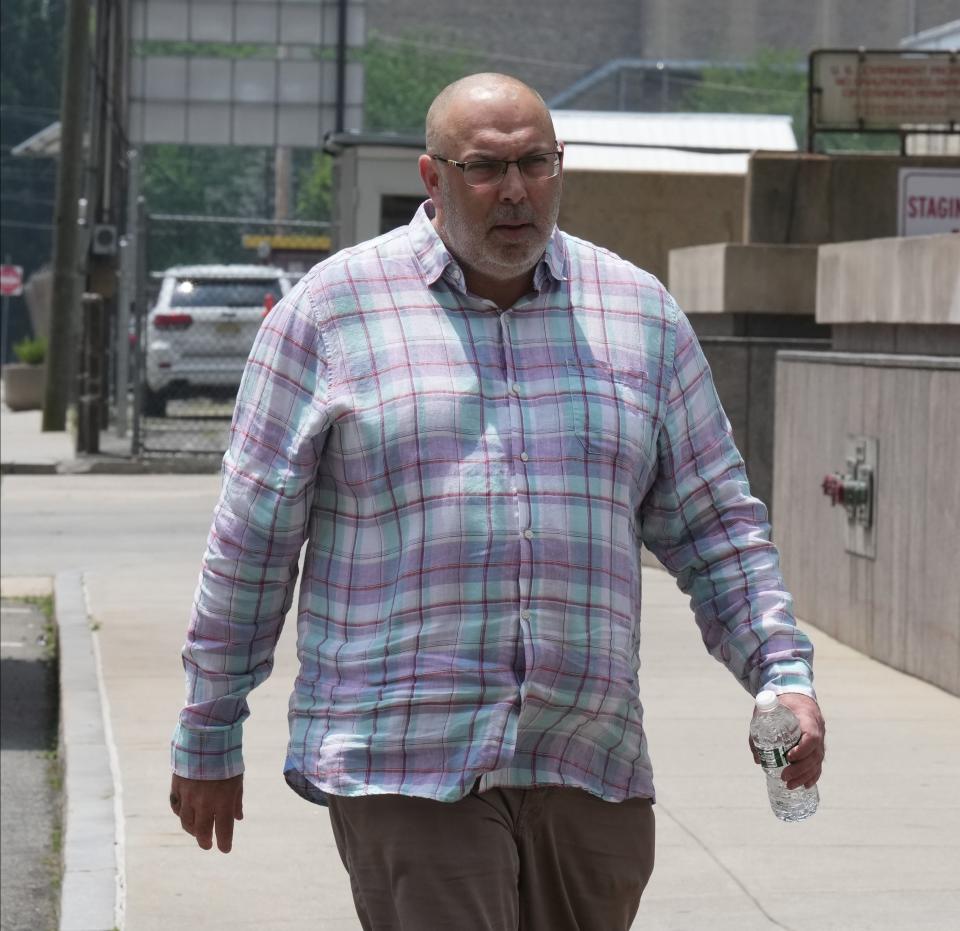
[758,735,800,770]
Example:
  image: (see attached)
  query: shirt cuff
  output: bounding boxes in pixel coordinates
[757,661,817,701]
[170,721,245,780]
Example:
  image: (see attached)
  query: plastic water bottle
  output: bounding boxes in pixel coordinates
[750,690,819,822]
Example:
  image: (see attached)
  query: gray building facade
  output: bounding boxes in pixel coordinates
[366,0,960,110]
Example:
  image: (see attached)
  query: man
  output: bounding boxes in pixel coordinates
[170,73,825,930]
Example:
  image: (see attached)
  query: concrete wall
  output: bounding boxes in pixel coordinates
[773,352,960,695]
[819,233,960,356]
[634,0,958,60]
[669,243,819,315]
[745,153,960,245]
[367,0,957,111]
[667,242,830,514]
[701,337,829,512]
[558,171,744,283]
[817,234,960,325]
[772,234,960,695]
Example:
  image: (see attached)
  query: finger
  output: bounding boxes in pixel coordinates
[786,771,820,790]
[783,758,822,789]
[194,811,215,850]
[179,804,196,837]
[787,730,824,763]
[214,808,236,853]
[234,791,244,821]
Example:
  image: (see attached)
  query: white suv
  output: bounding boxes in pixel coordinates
[143,264,291,416]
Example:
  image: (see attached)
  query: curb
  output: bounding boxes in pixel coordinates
[2,456,221,476]
[55,571,124,931]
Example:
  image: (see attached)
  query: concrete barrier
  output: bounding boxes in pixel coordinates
[744,152,960,245]
[773,234,960,695]
[669,242,819,316]
[817,233,960,356]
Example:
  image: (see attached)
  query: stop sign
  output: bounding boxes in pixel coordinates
[0,265,24,297]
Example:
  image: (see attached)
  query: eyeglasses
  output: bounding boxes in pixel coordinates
[431,148,562,188]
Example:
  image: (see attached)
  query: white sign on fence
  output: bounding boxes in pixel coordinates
[811,50,960,132]
[898,168,960,236]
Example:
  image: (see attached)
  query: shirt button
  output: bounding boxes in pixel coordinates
[520,451,529,462]
[511,382,521,395]
[521,610,531,621]
[523,529,534,540]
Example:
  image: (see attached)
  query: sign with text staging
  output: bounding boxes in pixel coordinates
[129,0,366,146]
[810,50,959,133]
[898,168,960,236]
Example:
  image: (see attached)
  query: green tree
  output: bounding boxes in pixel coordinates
[293,34,479,223]
[362,34,479,135]
[295,152,333,221]
[142,144,273,269]
[682,49,808,144]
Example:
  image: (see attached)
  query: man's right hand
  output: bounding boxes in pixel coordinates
[169,773,244,853]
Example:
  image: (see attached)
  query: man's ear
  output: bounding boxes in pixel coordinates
[418,153,441,202]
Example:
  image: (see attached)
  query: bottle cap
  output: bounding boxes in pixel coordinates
[755,690,779,712]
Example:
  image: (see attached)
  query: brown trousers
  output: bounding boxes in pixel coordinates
[327,783,655,931]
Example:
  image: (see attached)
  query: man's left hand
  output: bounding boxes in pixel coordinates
[750,693,826,790]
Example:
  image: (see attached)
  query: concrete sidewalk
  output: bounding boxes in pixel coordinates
[0,405,75,473]
[2,402,959,930]
[0,401,138,476]
[0,395,215,476]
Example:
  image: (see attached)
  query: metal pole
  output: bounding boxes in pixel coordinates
[1,252,10,368]
[115,150,139,438]
[76,293,102,455]
[1,296,9,370]
[130,196,147,457]
[44,0,91,431]
[336,0,348,133]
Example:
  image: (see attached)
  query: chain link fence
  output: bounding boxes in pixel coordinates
[132,213,330,457]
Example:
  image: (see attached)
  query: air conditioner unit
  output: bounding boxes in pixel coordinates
[91,224,118,256]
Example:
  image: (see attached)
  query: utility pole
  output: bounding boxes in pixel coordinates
[274,146,293,229]
[336,0,348,133]
[274,44,292,235]
[44,0,91,431]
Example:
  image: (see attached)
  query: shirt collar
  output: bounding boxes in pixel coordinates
[409,200,569,294]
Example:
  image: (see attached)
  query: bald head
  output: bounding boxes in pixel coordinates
[425,73,554,155]
[417,72,563,309]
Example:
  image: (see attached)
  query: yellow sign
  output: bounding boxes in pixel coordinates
[242,234,332,251]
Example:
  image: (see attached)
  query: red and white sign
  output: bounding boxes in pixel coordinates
[0,264,24,297]
[898,168,960,236]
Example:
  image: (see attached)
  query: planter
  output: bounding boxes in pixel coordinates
[2,363,47,411]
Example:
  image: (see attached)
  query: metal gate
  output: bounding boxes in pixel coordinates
[132,212,330,457]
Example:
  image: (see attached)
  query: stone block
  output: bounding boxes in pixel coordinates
[668,243,818,314]
[816,233,960,325]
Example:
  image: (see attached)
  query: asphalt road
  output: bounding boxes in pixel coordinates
[0,598,59,931]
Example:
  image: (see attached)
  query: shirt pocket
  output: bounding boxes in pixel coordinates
[565,360,654,468]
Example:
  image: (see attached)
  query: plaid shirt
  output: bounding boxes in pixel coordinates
[172,201,814,804]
